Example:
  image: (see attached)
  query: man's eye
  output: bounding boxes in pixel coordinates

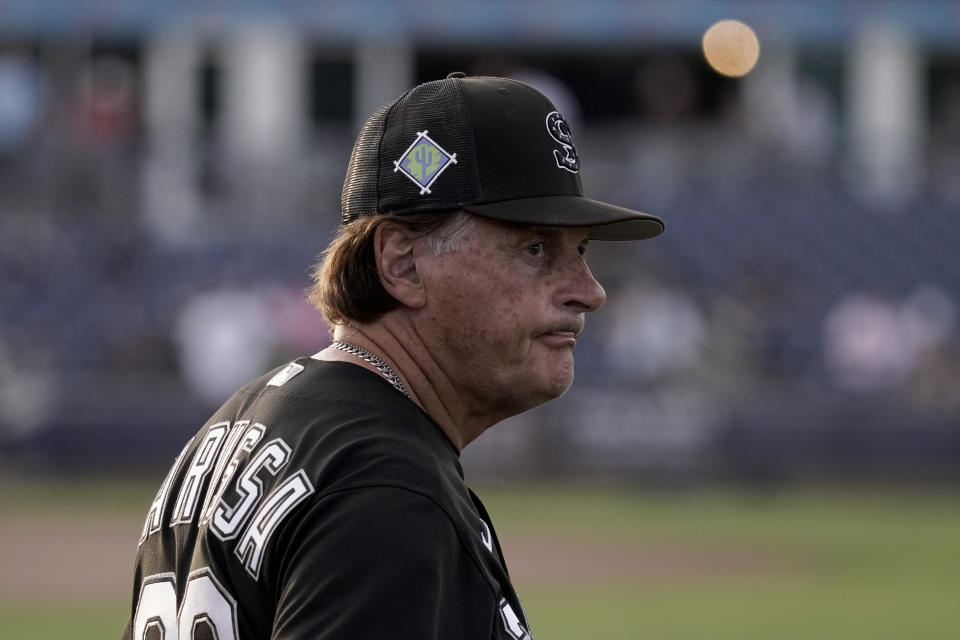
[526,242,546,258]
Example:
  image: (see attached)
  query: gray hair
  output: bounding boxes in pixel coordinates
[420,210,477,256]
[308,210,479,327]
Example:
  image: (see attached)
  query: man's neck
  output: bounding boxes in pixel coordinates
[319,321,495,451]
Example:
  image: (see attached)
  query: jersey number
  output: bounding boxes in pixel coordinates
[133,570,237,640]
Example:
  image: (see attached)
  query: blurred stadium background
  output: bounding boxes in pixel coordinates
[1,1,959,638]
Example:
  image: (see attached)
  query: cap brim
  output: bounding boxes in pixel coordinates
[462,195,664,241]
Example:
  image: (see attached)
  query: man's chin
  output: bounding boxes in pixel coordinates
[501,368,573,414]
[493,352,575,412]
[542,359,576,400]
[549,375,574,399]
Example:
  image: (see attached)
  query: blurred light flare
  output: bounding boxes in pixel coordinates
[702,19,761,78]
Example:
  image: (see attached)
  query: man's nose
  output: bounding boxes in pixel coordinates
[561,260,606,313]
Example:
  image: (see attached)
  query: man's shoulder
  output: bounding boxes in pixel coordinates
[208,355,461,503]
[219,356,420,438]
[231,355,390,409]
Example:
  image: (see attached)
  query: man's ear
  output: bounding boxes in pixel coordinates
[374,223,426,309]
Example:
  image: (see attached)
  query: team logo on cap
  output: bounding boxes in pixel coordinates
[394,130,458,195]
[546,111,579,173]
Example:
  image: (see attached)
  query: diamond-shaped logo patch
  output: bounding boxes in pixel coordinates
[393,130,457,195]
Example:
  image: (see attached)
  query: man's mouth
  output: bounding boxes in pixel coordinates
[539,321,584,346]
[550,320,584,339]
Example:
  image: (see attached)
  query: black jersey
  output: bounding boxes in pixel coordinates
[123,356,533,640]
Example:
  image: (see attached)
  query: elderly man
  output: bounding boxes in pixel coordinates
[124,73,662,640]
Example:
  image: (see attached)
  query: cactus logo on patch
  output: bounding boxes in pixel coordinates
[394,130,458,195]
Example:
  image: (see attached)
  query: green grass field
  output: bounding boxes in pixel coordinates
[484,485,960,639]
[2,479,958,639]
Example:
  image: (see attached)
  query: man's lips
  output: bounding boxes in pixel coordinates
[538,331,578,349]
[553,320,585,338]
[538,321,585,344]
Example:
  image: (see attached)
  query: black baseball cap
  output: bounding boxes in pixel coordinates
[341,73,664,241]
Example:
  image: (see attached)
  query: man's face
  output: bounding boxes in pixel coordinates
[415,216,606,417]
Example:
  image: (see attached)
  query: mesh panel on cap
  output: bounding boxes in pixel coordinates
[376,79,481,215]
[341,101,394,224]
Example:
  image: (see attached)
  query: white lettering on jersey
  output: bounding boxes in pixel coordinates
[267,362,304,387]
[139,438,194,545]
[210,438,291,540]
[132,573,178,640]
[480,519,493,553]
[137,418,317,586]
[235,469,315,579]
[178,569,239,640]
[171,423,230,525]
[198,421,264,526]
[132,570,238,640]
[500,598,533,640]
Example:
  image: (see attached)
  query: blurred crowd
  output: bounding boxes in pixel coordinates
[3,174,959,420]
[1,43,959,478]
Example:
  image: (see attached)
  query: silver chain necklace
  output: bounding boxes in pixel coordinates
[331,340,410,399]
